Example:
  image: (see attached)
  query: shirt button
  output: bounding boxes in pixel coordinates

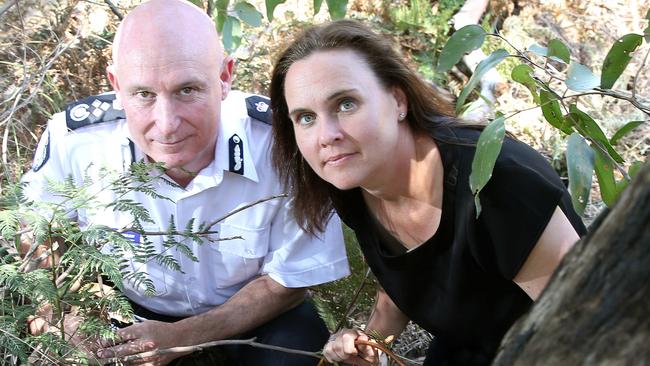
[188,276,196,282]
[245,249,253,255]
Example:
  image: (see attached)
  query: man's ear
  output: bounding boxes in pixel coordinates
[107,65,120,92]
[219,56,235,100]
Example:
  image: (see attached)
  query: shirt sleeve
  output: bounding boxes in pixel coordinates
[473,138,570,280]
[21,113,77,220]
[260,196,350,288]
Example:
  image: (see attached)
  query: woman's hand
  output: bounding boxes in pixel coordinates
[322,328,377,365]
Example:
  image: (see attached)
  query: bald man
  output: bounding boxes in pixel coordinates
[22,0,349,365]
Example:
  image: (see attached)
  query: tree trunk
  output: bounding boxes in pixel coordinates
[492,162,650,365]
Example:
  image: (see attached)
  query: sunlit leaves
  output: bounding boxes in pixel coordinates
[456,49,509,114]
[436,25,486,73]
[265,0,286,21]
[569,104,624,163]
[547,39,571,64]
[539,90,569,133]
[566,133,594,216]
[222,15,242,52]
[527,43,548,57]
[235,2,262,27]
[566,63,599,91]
[469,116,505,218]
[511,64,540,103]
[326,0,348,20]
[600,34,643,89]
[610,121,644,145]
[593,149,622,207]
[314,0,323,14]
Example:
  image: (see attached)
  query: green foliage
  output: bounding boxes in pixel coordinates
[456,49,509,114]
[235,2,263,27]
[436,25,486,73]
[511,64,540,103]
[0,161,228,362]
[204,0,351,51]
[547,39,571,64]
[566,62,600,92]
[566,133,594,215]
[311,226,376,332]
[469,116,506,218]
[600,34,643,89]
[439,19,650,215]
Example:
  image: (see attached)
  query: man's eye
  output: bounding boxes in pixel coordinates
[338,99,356,112]
[297,114,315,126]
[136,91,154,99]
[179,87,194,96]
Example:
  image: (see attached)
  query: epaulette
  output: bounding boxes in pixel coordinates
[65,93,125,130]
[245,95,272,125]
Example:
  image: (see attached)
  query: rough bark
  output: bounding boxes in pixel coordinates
[492,162,650,366]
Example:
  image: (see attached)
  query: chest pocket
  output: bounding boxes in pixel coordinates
[204,222,271,289]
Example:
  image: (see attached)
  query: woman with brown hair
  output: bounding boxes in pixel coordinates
[270,20,586,365]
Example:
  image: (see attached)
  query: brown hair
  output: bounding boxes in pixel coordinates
[271,19,462,234]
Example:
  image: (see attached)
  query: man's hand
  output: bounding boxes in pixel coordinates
[322,328,377,365]
[97,320,190,366]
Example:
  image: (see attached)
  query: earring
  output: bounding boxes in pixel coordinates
[398,112,406,121]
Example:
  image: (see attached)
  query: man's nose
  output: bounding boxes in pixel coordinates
[318,117,344,147]
[153,98,181,135]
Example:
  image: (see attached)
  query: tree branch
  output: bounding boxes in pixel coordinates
[103,0,123,20]
[98,337,321,365]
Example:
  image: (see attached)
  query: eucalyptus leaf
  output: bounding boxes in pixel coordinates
[188,0,203,7]
[566,63,599,92]
[629,160,644,178]
[265,0,286,21]
[222,16,242,52]
[569,104,624,163]
[469,116,505,218]
[436,25,487,73]
[610,121,644,145]
[456,49,509,115]
[234,2,262,27]
[539,90,565,131]
[600,33,643,89]
[214,0,230,32]
[566,133,594,216]
[548,39,571,64]
[527,43,548,57]
[314,0,323,14]
[326,0,347,20]
[593,148,619,207]
[511,64,540,103]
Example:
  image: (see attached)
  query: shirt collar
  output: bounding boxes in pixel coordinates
[119,119,259,184]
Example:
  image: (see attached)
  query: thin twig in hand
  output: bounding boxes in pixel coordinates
[354,339,407,366]
[100,337,321,365]
[201,194,287,232]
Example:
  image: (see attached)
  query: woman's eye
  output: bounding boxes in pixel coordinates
[338,99,356,112]
[297,114,315,125]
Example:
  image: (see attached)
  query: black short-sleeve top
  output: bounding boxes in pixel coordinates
[334,126,586,365]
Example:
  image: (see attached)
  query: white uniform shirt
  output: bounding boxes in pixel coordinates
[22,91,349,317]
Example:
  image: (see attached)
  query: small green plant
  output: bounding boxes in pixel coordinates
[0,162,224,364]
[189,0,350,52]
[437,12,650,216]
